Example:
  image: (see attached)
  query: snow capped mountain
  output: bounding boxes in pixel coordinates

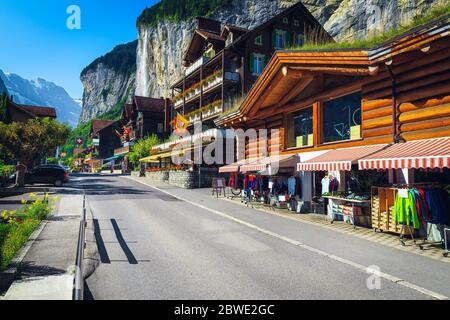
[0,70,81,127]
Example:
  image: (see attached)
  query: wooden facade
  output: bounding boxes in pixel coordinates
[91,120,122,160]
[121,96,167,142]
[216,16,450,159]
[169,2,331,130]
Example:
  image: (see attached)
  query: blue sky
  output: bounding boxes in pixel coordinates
[0,0,158,99]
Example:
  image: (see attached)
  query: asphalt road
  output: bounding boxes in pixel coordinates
[74,175,449,300]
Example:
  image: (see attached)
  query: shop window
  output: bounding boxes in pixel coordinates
[323,92,362,143]
[255,35,263,46]
[286,107,313,148]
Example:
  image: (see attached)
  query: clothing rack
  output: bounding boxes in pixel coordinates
[376,183,448,251]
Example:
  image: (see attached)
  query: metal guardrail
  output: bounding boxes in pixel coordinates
[73,191,87,300]
[444,228,449,258]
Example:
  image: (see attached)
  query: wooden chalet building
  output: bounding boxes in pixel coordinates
[147,1,331,180]
[121,95,167,143]
[216,14,450,218]
[90,119,122,160]
[169,1,331,130]
[6,99,57,123]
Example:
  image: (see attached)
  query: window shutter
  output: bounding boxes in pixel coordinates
[286,32,292,48]
[249,53,254,73]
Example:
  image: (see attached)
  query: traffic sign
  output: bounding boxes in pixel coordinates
[76,137,84,145]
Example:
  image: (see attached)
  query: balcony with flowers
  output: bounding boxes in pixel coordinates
[201,100,223,121]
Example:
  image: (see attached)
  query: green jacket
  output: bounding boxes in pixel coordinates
[394,191,420,230]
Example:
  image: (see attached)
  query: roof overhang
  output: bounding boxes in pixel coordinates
[216,50,371,126]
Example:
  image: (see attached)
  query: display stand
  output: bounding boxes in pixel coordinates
[324,196,370,229]
[371,187,408,234]
[212,178,226,197]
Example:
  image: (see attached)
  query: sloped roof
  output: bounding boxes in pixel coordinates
[221,24,248,38]
[196,29,225,42]
[184,29,225,64]
[92,120,116,134]
[11,102,57,118]
[133,96,165,113]
[122,103,134,119]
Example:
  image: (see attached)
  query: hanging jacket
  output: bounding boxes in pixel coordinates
[394,191,420,230]
[417,188,431,221]
[228,174,235,189]
[288,177,296,196]
[295,176,302,198]
[425,188,450,225]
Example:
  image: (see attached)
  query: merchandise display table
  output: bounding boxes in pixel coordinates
[323,196,371,229]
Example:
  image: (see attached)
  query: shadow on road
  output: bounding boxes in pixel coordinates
[93,219,110,264]
[17,262,66,279]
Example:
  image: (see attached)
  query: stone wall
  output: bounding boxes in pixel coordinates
[145,171,169,182]
[144,169,221,189]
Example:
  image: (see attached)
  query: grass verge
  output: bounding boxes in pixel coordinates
[0,194,57,270]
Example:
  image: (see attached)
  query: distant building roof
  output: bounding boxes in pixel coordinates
[10,102,57,118]
[133,96,165,113]
[91,120,116,135]
[221,24,248,38]
[123,104,134,118]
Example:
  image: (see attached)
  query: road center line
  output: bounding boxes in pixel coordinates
[126,176,449,300]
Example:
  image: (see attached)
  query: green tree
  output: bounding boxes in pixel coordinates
[0,118,70,167]
[0,93,10,124]
[128,135,161,168]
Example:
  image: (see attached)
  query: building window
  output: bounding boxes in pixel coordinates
[274,29,286,49]
[294,19,300,27]
[283,17,289,24]
[286,107,313,148]
[253,54,265,75]
[323,92,362,143]
[294,33,304,47]
[255,35,263,46]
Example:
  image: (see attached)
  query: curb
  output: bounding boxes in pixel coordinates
[0,200,23,205]
[0,220,48,293]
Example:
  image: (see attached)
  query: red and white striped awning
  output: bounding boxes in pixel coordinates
[240,154,298,173]
[218,158,258,173]
[297,144,388,172]
[358,137,450,170]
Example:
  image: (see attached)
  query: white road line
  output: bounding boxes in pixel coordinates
[126,177,449,300]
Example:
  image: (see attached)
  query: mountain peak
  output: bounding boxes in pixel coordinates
[0,70,80,127]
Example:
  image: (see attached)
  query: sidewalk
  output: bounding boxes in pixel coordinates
[2,192,83,300]
[127,176,450,299]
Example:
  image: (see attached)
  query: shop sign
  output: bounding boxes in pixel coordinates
[92,139,100,146]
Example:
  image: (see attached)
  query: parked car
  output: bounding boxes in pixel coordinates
[9,165,69,187]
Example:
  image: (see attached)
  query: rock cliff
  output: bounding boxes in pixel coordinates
[79,40,137,123]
